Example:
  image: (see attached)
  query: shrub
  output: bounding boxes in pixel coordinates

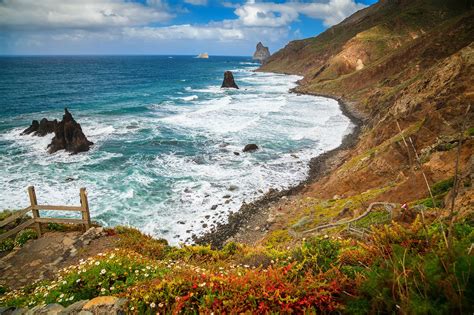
[0,238,15,252]
[0,210,13,221]
[292,237,340,273]
[115,226,169,259]
[415,197,443,208]
[466,127,474,136]
[47,223,65,231]
[124,264,346,314]
[14,229,38,247]
[431,178,454,196]
[351,220,474,314]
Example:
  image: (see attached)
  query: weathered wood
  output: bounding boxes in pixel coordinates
[35,218,86,225]
[80,187,91,230]
[0,207,32,228]
[33,205,84,211]
[0,218,35,242]
[0,186,93,241]
[28,186,42,237]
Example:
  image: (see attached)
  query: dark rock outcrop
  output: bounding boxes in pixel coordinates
[22,118,58,136]
[48,109,93,154]
[21,120,39,135]
[252,42,271,64]
[243,144,259,152]
[221,71,239,89]
[36,118,58,136]
[21,109,93,154]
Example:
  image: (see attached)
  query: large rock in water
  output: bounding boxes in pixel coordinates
[221,71,239,89]
[252,42,271,64]
[48,109,93,154]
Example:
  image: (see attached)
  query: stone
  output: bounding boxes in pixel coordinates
[48,109,93,154]
[63,237,75,246]
[211,205,218,210]
[221,71,239,89]
[30,304,64,315]
[233,151,240,156]
[228,185,238,191]
[82,296,127,315]
[243,144,259,152]
[252,42,271,64]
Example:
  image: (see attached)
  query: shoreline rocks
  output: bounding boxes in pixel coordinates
[221,71,239,89]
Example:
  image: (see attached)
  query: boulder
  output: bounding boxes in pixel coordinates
[221,71,239,89]
[252,42,271,64]
[243,144,259,152]
[48,108,93,154]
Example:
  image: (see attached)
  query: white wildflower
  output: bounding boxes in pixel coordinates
[150,302,156,308]
[100,269,106,275]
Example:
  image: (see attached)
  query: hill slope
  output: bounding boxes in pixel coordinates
[260,0,473,210]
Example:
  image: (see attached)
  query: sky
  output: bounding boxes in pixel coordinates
[0,0,377,56]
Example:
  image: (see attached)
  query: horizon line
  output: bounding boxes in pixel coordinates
[0,54,253,57]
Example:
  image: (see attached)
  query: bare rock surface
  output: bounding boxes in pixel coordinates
[221,71,239,89]
[0,228,110,290]
[252,42,271,64]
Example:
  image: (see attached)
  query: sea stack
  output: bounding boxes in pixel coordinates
[221,71,239,89]
[21,108,93,154]
[252,42,271,64]
[48,108,93,154]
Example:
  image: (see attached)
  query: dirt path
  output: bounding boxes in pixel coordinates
[0,228,116,290]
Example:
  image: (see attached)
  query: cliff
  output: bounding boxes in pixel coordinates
[260,0,473,210]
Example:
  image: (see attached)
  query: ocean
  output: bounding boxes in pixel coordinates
[0,55,353,244]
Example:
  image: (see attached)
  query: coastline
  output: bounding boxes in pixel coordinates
[193,80,366,248]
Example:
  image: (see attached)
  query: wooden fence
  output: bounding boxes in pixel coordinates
[0,186,91,242]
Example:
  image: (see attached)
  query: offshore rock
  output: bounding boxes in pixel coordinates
[48,108,93,154]
[243,144,259,152]
[221,71,239,89]
[252,42,271,64]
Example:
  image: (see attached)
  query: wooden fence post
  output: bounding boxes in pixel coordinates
[28,186,42,237]
[80,188,91,231]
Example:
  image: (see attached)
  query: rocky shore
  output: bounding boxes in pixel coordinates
[194,90,365,248]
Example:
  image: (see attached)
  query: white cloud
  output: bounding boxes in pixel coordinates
[0,0,368,55]
[184,0,209,6]
[124,24,245,41]
[234,0,367,28]
[0,0,173,30]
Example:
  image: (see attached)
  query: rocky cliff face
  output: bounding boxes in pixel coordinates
[252,42,271,64]
[260,0,473,213]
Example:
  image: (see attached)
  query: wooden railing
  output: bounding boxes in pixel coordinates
[0,186,91,242]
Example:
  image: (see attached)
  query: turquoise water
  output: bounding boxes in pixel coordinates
[0,56,352,244]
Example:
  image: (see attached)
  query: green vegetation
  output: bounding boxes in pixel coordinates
[0,238,14,252]
[467,127,474,136]
[1,217,472,314]
[14,229,38,247]
[431,178,454,196]
[47,223,66,232]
